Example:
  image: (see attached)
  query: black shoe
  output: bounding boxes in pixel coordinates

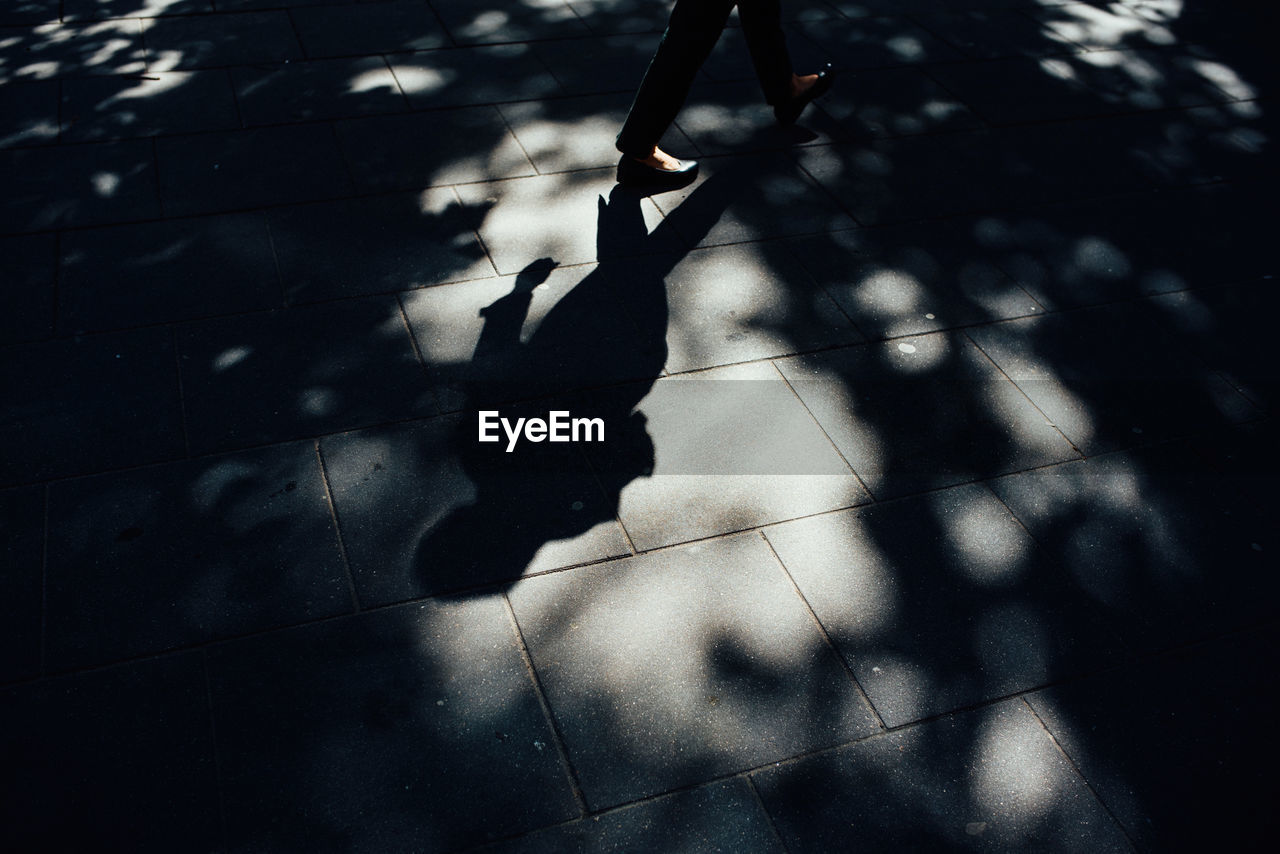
[616,154,699,190]
[774,63,835,126]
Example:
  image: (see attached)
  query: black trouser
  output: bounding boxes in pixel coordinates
[616,0,793,158]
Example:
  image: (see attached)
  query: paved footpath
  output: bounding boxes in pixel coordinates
[2,1,1276,850]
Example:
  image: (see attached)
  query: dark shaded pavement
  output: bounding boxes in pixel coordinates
[2,1,1276,850]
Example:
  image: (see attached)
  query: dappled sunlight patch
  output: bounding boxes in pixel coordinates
[974,337,1098,451]
[456,172,662,273]
[191,457,262,517]
[859,651,931,725]
[94,70,192,106]
[213,344,253,372]
[937,497,1030,587]
[1193,58,1255,100]
[990,452,1223,616]
[497,107,620,173]
[447,0,584,43]
[885,34,925,63]
[90,170,120,197]
[345,66,402,95]
[143,49,183,74]
[763,515,900,641]
[4,20,147,81]
[298,386,337,417]
[851,268,925,316]
[971,704,1058,832]
[415,595,533,721]
[1072,235,1131,279]
[775,356,886,490]
[507,535,877,805]
[883,332,949,373]
[1039,2,1177,49]
[982,376,1085,459]
[1037,57,1077,82]
[387,64,453,98]
[664,245,801,370]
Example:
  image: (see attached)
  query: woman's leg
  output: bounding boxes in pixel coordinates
[736,0,793,105]
[616,0,737,159]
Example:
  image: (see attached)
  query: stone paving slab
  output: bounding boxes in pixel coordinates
[0,79,58,147]
[231,57,406,125]
[1132,101,1275,186]
[390,44,565,110]
[763,483,1125,727]
[1,326,185,485]
[475,778,783,854]
[565,0,673,37]
[0,232,55,344]
[0,486,42,683]
[752,698,1133,853]
[811,66,983,140]
[1,138,160,232]
[528,32,658,96]
[156,123,355,217]
[1027,1,1183,53]
[990,425,1278,651]
[796,131,1052,226]
[0,653,220,853]
[675,79,842,154]
[57,213,279,333]
[432,0,591,45]
[291,1,449,57]
[826,0,1045,15]
[61,69,241,141]
[620,241,859,373]
[454,171,674,274]
[140,11,304,69]
[0,17,147,83]
[973,186,1258,311]
[966,301,1257,455]
[786,15,965,72]
[401,259,660,404]
[776,333,1080,499]
[499,93,693,173]
[44,441,351,670]
[268,188,496,304]
[334,106,538,191]
[1148,281,1279,413]
[648,153,856,246]
[927,55,1135,126]
[1027,625,1280,853]
[217,0,364,10]
[596,362,870,550]
[175,296,438,454]
[912,7,1088,59]
[207,598,580,851]
[0,0,59,26]
[508,532,882,810]
[784,221,1043,340]
[62,0,213,19]
[321,411,630,604]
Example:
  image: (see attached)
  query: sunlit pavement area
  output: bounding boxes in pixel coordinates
[1,0,1276,850]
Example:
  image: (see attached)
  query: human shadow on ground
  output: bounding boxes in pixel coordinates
[412,172,740,596]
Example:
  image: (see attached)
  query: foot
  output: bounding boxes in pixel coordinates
[616,146,699,191]
[632,146,686,172]
[775,63,834,126]
[789,73,822,101]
